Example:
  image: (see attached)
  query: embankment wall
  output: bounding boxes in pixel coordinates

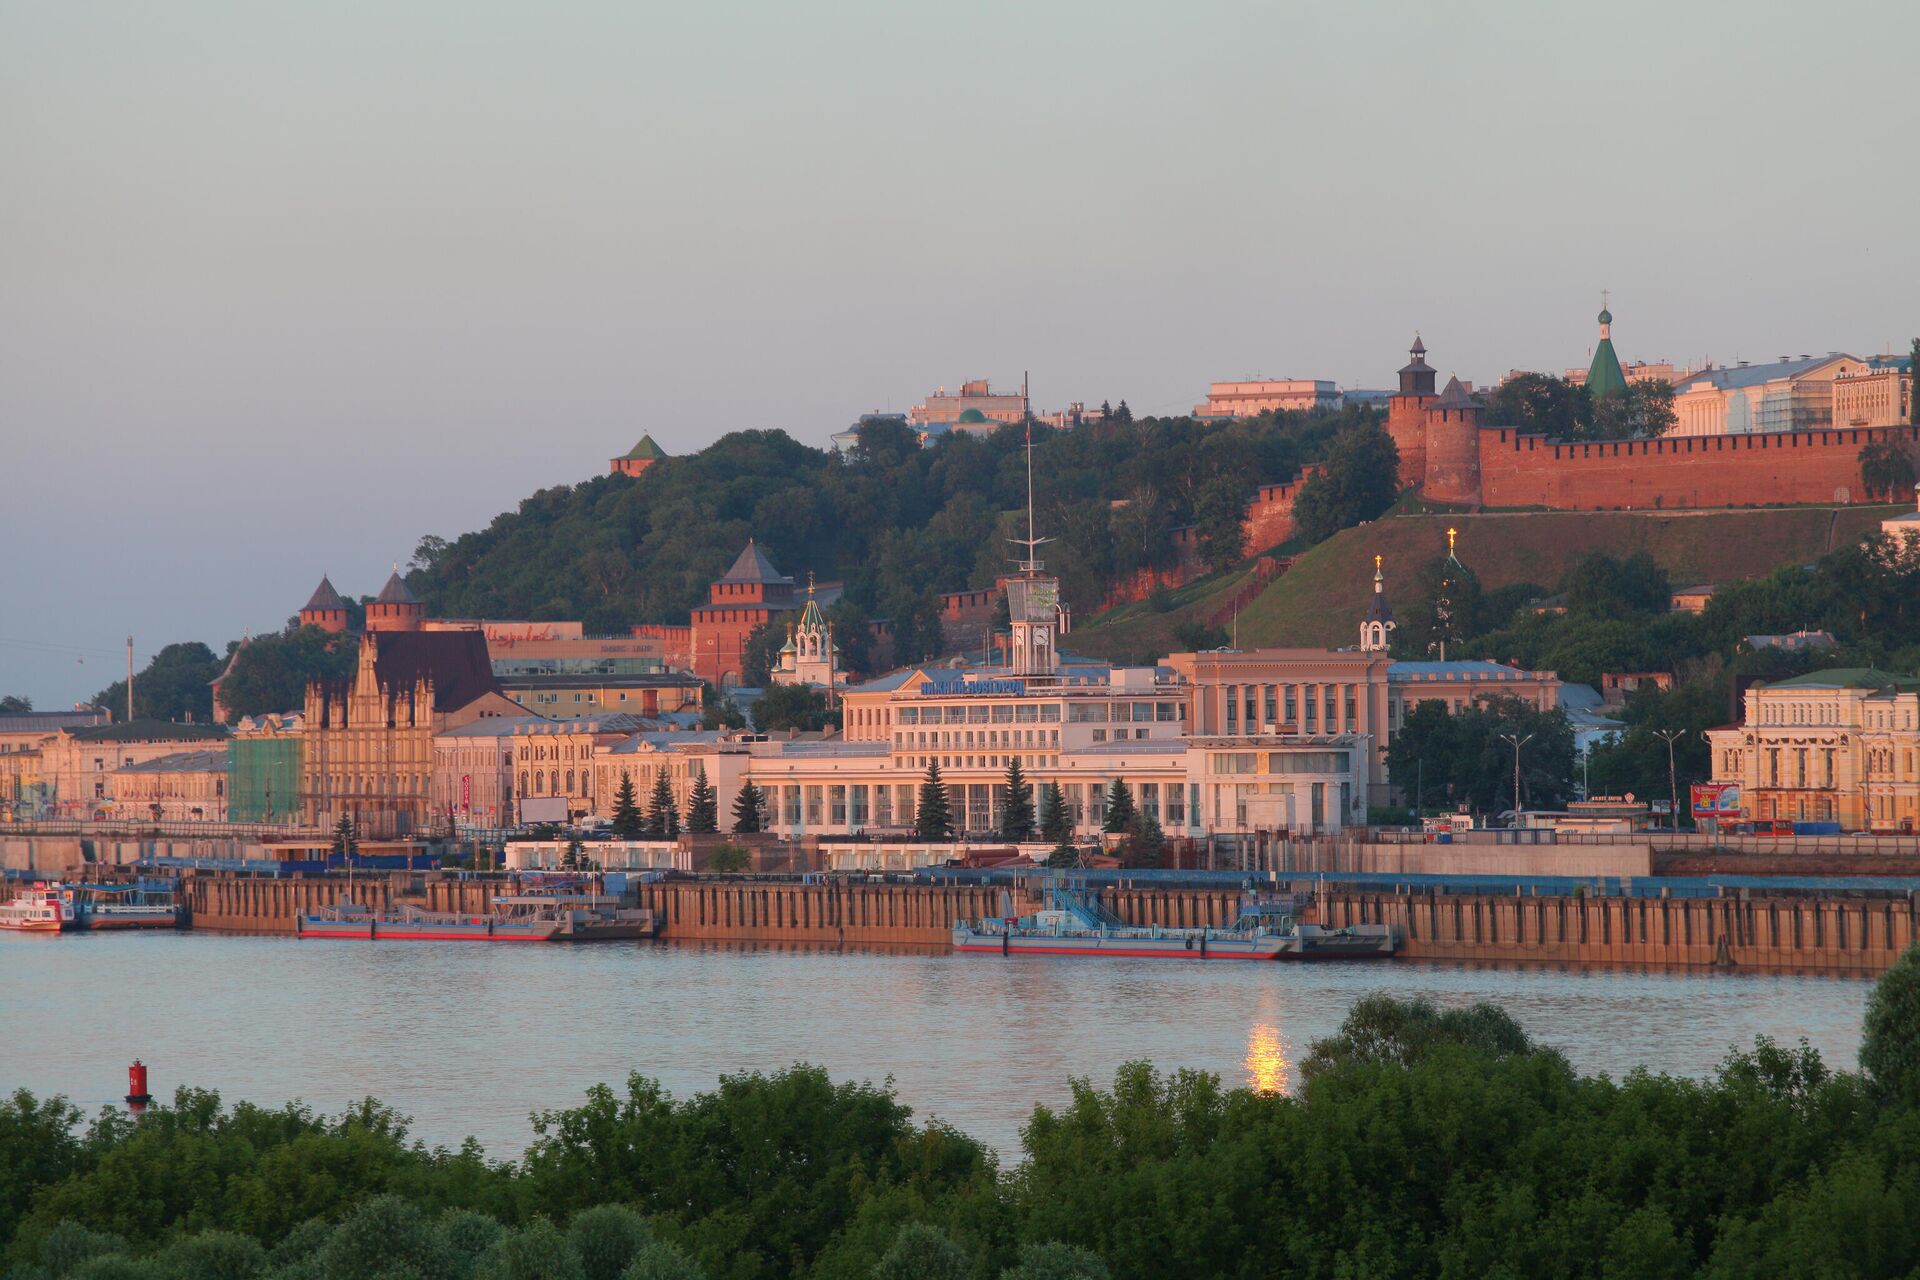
[1321,889,1916,974]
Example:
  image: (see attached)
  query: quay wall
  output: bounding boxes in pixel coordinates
[187,876,496,933]
[1321,889,1917,975]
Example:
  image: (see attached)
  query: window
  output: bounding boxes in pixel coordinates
[1040,705,1061,723]
[1211,752,1258,774]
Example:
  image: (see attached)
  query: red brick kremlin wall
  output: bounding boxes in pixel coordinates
[1477,423,1920,510]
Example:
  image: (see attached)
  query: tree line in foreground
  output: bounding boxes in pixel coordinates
[12,950,1920,1279]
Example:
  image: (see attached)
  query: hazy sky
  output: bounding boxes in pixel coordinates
[4,0,1916,708]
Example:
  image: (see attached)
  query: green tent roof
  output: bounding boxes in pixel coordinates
[618,434,667,461]
[1587,307,1628,400]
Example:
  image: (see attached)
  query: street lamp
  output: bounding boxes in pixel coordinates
[1652,728,1688,831]
[1498,733,1533,825]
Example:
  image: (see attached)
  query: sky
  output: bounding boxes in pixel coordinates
[3,0,1916,709]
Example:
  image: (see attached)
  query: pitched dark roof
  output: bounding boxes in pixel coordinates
[618,434,667,461]
[68,720,230,743]
[1431,376,1479,412]
[1364,587,1394,627]
[370,631,502,711]
[302,575,347,613]
[720,541,792,585]
[375,571,417,605]
[0,710,111,735]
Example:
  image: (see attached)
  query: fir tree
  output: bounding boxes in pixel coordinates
[1038,782,1072,844]
[916,761,953,839]
[685,765,718,834]
[1102,779,1135,834]
[731,781,765,834]
[1045,842,1079,869]
[330,814,358,857]
[1121,808,1165,869]
[646,771,679,838]
[609,773,643,839]
[998,757,1034,841]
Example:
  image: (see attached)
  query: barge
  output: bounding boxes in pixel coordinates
[297,892,660,942]
[952,881,1395,961]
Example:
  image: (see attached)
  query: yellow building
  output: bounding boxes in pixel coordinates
[1832,358,1914,430]
[1705,668,1920,832]
[499,672,703,718]
[111,749,231,822]
[37,721,230,820]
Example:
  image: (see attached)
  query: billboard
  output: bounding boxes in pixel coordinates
[1005,577,1059,624]
[1690,782,1742,818]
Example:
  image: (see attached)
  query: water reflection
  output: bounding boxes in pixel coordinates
[1244,1023,1290,1095]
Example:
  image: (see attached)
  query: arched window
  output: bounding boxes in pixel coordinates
[519,771,528,794]
[566,769,575,793]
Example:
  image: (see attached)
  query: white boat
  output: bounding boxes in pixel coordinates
[0,886,76,933]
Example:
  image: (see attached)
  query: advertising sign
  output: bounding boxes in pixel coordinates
[1690,782,1742,818]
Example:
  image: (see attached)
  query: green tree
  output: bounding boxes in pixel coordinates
[91,642,224,724]
[565,1205,652,1280]
[1385,696,1576,816]
[730,782,764,835]
[1395,555,1484,660]
[212,626,358,723]
[1044,843,1080,869]
[1170,620,1230,651]
[1584,378,1677,440]
[1291,423,1401,544]
[477,1218,583,1280]
[1860,441,1917,503]
[707,844,750,873]
[1563,550,1671,618]
[1037,782,1071,844]
[915,762,953,839]
[684,767,718,834]
[330,815,358,857]
[740,617,796,688]
[1489,371,1587,439]
[1912,339,1920,427]
[699,685,745,731]
[1299,993,1533,1084]
[1191,475,1249,571]
[999,758,1034,841]
[1101,779,1134,835]
[0,695,32,713]
[609,775,644,840]
[750,683,836,734]
[872,1223,968,1280]
[620,1239,704,1280]
[645,773,678,839]
[1119,808,1164,869]
[1860,944,1920,1104]
[1001,1241,1110,1280]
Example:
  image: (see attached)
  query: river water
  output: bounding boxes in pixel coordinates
[2,933,1874,1160]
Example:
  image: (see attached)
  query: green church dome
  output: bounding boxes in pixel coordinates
[956,408,988,424]
[1598,308,1613,325]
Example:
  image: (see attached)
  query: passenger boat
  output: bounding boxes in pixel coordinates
[952,882,1396,961]
[0,885,76,933]
[74,881,182,930]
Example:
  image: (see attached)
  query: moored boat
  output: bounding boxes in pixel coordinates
[952,881,1398,961]
[73,881,182,930]
[297,902,565,941]
[0,885,77,933]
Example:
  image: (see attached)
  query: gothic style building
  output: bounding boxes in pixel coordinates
[300,630,517,837]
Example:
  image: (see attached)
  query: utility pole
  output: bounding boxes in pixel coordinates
[1498,733,1533,825]
[1653,729,1688,831]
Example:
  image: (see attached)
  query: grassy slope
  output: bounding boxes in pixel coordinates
[1072,505,1901,658]
[1061,564,1260,664]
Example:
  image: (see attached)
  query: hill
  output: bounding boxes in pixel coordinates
[1071,504,1904,658]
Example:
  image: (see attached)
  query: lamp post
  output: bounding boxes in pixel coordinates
[1498,733,1533,825]
[1652,728,1687,831]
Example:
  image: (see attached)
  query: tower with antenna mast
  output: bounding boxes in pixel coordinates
[1004,376,1065,678]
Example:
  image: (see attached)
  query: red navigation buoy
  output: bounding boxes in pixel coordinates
[126,1060,152,1112]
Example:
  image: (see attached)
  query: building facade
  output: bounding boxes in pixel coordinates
[301,630,519,837]
[1705,668,1920,832]
[908,379,1028,432]
[37,721,231,819]
[1670,354,1866,437]
[111,749,231,822]
[1193,379,1339,420]
[1832,357,1915,431]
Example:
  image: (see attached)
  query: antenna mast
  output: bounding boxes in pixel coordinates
[1010,369,1051,573]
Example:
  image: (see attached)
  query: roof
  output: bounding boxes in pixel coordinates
[844,669,925,694]
[1762,668,1920,692]
[117,748,229,774]
[375,571,417,606]
[302,575,347,613]
[1679,355,1852,393]
[617,434,667,461]
[1558,683,1604,710]
[67,720,230,743]
[1587,334,1628,400]
[497,672,704,690]
[367,631,501,711]
[719,541,792,586]
[608,731,730,754]
[1388,660,1541,681]
[439,714,572,738]
[0,710,111,735]
[510,712,649,736]
[1431,376,1479,412]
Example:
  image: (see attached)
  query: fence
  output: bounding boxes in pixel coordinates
[0,818,317,841]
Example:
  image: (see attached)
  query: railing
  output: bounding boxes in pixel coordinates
[1369,829,1920,855]
[0,818,318,840]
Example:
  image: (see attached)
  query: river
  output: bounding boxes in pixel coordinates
[2,933,1873,1159]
